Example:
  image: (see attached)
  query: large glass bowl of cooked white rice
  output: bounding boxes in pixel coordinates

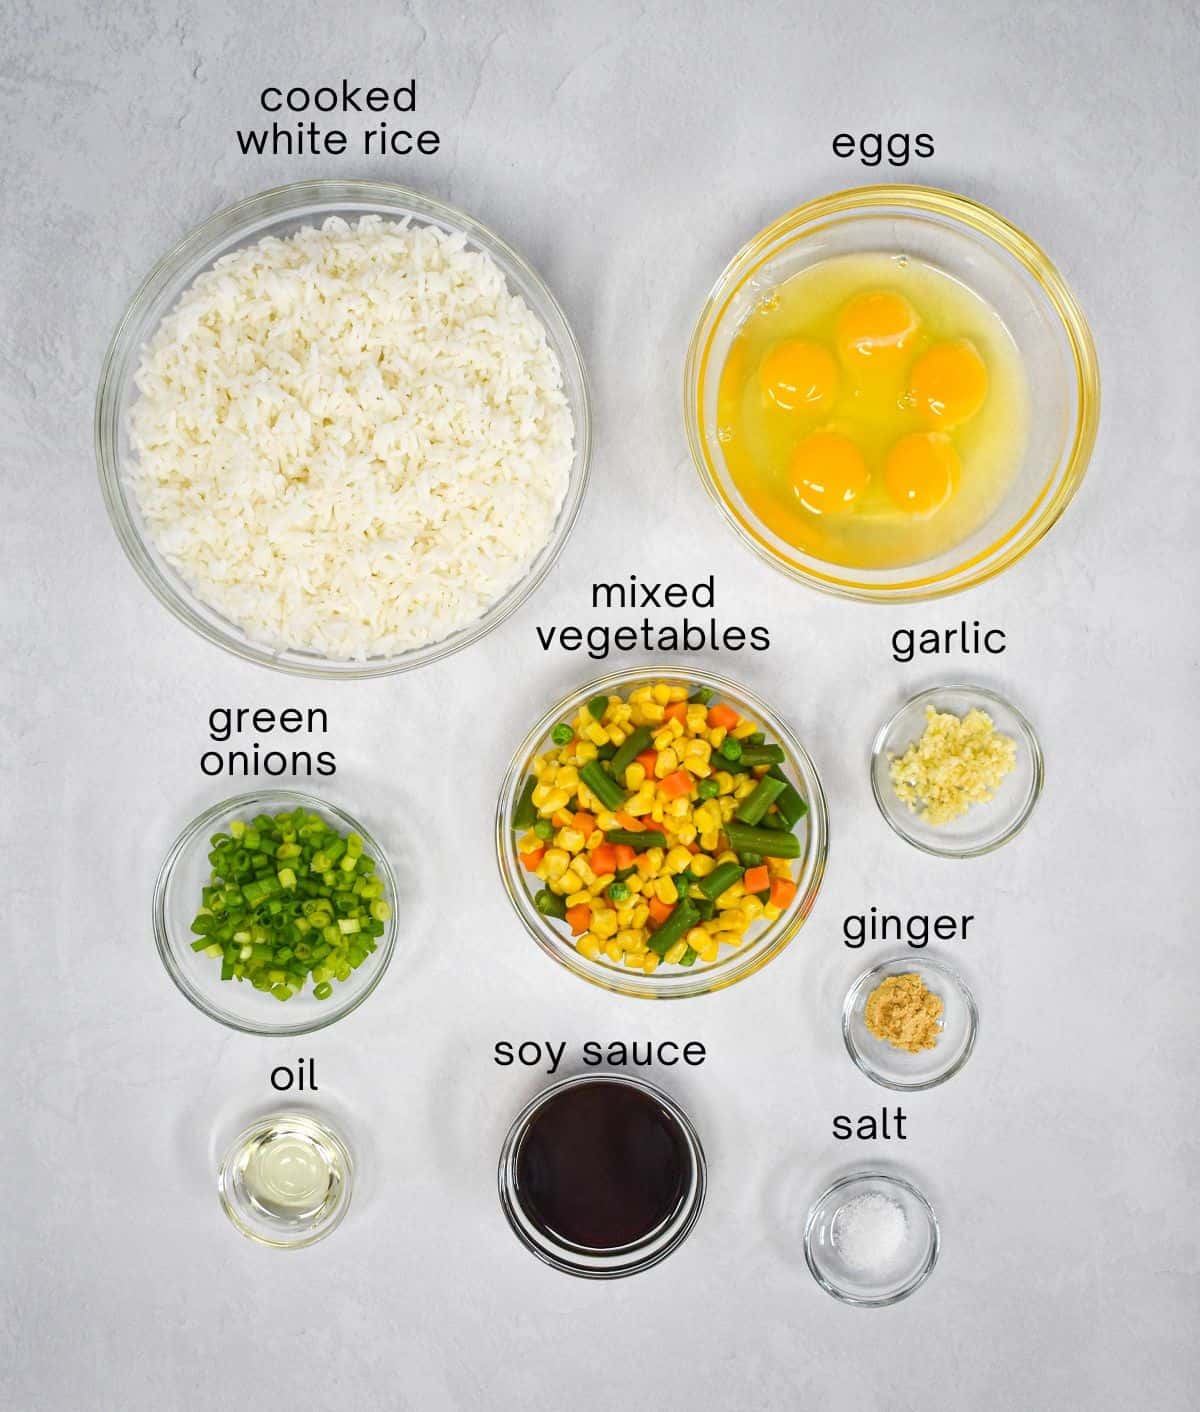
[96,180,591,676]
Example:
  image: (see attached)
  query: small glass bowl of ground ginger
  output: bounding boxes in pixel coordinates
[870,684,1042,857]
[843,956,978,1089]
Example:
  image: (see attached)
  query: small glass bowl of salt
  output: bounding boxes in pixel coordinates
[804,1171,939,1306]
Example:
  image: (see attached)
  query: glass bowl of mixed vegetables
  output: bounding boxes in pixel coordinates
[154,790,398,1035]
[496,669,828,998]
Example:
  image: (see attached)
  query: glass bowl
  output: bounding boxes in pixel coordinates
[871,683,1043,857]
[843,955,978,1090]
[685,184,1100,602]
[497,1074,706,1279]
[218,1111,353,1249]
[95,179,591,677]
[495,666,828,999]
[154,789,398,1035]
[804,1171,939,1306]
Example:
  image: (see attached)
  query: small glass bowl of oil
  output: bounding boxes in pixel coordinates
[218,1111,353,1248]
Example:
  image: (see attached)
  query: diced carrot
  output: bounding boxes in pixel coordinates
[613,844,637,868]
[660,770,693,800]
[743,865,770,894]
[663,701,688,723]
[647,896,673,926]
[590,843,618,877]
[707,703,740,731]
[686,842,700,854]
[565,904,592,935]
[572,811,596,835]
[770,878,798,909]
[636,749,658,775]
[520,847,545,871]
[615,811,646,833]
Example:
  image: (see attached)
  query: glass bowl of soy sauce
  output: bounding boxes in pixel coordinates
[498,1074,707,1278]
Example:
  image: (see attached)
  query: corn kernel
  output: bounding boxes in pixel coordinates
[654,875,679,905]
[630,686,652,703]
[616,907,635,928]
[625,874,644,895]
[642,952,661,973]
[651,683,672,705]
[643,848,665,874]
[653,748,678,777]
[542,848,570,879]
[667,797,690,818]
[576,932,602,960]
[709,725,727,747]
[641,702,665,723]
[652,727,674,751]
[555,827,584,853]
[584,721,608,746]
[574,858,596,885]
[675,822,697,845]
[604,940,623,963]
[559,868,584,893]
[606,724,627,745]
[517,831,542,855]
[700,829,720,851]
[623,951,647,968]
[625,763,646,790]
[664,939,687,965]
[596,811,620,831]
[632,903,650,928]
[700,941,720,963]
[715,771,735,795]
[665,846,693,874]
[538,787,571,815]
[592,908,619,938]
[717,883,745,908]
[732,721,758,740]
[685,927,709,949]
[764,902,782,921]
[555,765,580,789]
[566,889,591,908]
[687,853,714,877]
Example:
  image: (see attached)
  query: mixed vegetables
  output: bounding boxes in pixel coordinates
[513,681,807,972]
[189,807,390,1001]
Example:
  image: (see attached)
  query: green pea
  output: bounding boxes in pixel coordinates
[550,723,573,746]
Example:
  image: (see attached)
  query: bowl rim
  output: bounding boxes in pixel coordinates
[803,1169,941,1306]
[153,787,398,1036]
[494,664,829,1000]
[842,953,980,1091]
[869,681,1044,858]
[496,1072,707,1278]
[683,183,1101,602]
[217,1109,354,1249]
[95,177,592,678]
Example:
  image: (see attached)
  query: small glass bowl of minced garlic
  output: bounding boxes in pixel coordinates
[843,955,979,1090]
[869,684,1043,857]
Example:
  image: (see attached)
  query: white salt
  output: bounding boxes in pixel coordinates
[833,1191,908,1271]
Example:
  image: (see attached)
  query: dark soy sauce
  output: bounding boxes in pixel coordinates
[514,1080,692,1250]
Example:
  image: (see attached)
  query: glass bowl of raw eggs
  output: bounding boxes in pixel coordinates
[684,185,1100,602]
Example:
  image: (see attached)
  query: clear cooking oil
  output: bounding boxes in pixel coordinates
[218,1112,352,1248]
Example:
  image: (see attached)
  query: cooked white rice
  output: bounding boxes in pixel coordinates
[127,215,574,660]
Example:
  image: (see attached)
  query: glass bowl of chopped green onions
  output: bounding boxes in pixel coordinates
[154,790,398,1035]
[496,667,828,999]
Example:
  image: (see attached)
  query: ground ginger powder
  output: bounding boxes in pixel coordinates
[865,973,944,1053]
[889,704,1017,826]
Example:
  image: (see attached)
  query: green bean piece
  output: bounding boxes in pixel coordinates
[535,889,567,919]
[648,898,700,957]
[587,695,609,721]
[698,861,744,900]
[735,776,788,827]
[726,820,802,859]
[768,765,809,827]
[605,829,667,850]
[580,760,628,812]
[513,775,538,831]
[689,686,715,705]
[694,896,716,922]
[609,725,655,781]
[679,947,699,967]
[597,742,617,761]
[733,743,786,768]
[759,811,788,831]
[746,731,765,746]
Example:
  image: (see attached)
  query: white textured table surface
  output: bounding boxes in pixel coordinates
[3,2,1197,1408]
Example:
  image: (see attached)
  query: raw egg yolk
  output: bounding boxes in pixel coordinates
[909,339,989,427]
[759,340,839,412]
[884,433,960,515]
[835,291,920,376]
[790,432,869,515]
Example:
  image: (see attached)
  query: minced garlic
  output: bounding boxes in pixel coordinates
[889,704,1016,826]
